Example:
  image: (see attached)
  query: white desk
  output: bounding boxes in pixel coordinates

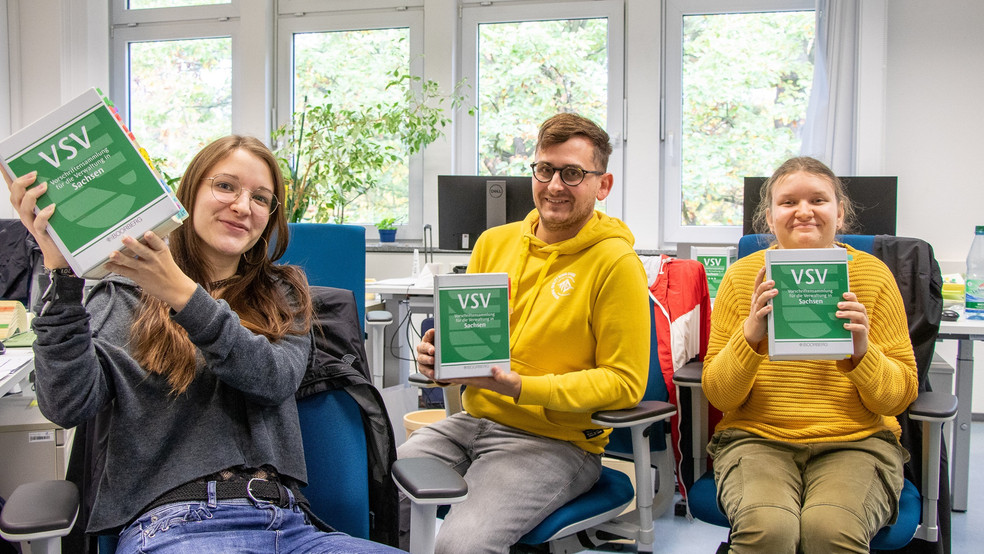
[0,350,34,398]
[938,316,984,512]
[365,278,436,388]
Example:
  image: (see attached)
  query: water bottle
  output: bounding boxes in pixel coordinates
[965,225,984,320]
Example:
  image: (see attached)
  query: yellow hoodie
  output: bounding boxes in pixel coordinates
[464,209,650,454]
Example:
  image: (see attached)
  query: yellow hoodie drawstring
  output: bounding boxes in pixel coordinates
[509,249,559,351]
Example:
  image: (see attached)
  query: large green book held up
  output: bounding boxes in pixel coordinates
[766,247,853,361]
[0,87,187,279]
[433,273,511,379]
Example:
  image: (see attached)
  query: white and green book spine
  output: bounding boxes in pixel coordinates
[692,246,737,299]
[766,248,852,361]
[434,273,511,379]
[0,87,187,279]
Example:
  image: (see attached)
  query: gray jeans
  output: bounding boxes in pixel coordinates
[397,411,602,554]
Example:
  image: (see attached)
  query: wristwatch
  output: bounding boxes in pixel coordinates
[44,266,77,277]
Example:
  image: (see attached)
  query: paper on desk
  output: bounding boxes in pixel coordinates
[0,352,32,377]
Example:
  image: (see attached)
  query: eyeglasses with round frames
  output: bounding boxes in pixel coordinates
[529,162,604,187]
[205,174,279,215]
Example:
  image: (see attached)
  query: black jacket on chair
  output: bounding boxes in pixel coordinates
[873,235,949,554]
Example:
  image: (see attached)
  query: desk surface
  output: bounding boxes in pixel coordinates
[939,316,984,338]
[0,351,33,398]
[366,277,435,296]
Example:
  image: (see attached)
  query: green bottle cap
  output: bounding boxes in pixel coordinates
[977,226,984,235]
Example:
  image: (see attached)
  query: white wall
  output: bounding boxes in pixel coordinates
[884,0,984,411]
[885,0,984,273]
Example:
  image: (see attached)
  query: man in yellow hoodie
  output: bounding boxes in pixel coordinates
[400,113,650,553]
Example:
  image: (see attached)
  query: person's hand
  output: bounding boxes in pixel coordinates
[835,291,870,367]
[414,329,522,399]
[7,171,70,270]
[415,328,438,380]
[451,367,522,401]
[743,266,777,349]
[104,231,198,312]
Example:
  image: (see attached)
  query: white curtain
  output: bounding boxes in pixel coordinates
[800,0,860,174]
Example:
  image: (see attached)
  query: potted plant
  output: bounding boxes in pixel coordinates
[273,69,470,224]
[376,217,399,243]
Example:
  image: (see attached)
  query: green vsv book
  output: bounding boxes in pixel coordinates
[766,248,852,361]
[0,87,187,279]
[692,246,737,300]
[433,273,511,379]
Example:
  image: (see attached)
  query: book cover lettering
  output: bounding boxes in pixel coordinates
[0,88,186,279]
[8,105,164,251]
[766,248,852,360]
[434,273,510,379]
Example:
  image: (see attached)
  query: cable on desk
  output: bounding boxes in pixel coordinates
[387,299,417,363]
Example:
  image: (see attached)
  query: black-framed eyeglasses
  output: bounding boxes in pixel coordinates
[205,174,279,215]
[529,162,604,187]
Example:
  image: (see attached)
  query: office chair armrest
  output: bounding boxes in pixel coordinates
[394,458,468,554]
[0,480,79,543]
[591,400,676,428]
[908,391,958,423]
[672,359,703,388]
[408,373,442,388]
[366,310,393,325]
[392,457,468,505]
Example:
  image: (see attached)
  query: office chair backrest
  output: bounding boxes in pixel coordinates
[297,286,399,547]
[278,222,367,330]
[737,233,874,259]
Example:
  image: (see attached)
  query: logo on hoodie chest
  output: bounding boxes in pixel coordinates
[551,272,576,299]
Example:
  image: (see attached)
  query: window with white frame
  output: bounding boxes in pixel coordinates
[111,0,241,181]
[0,0,10,139]
[459,0,625,218]
[276,8,421,229]
[662,0,815,245]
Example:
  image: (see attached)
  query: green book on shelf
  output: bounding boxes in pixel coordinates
[766,247,853,361]
[433,273,511,379]
[0,87,187,279]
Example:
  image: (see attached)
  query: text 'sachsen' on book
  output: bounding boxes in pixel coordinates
[766,247,852,361]
[433,273,511,380]
[0,87,187,279]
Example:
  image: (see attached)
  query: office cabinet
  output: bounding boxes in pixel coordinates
[0,393,71,502]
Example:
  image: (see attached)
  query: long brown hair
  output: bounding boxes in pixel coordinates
[132,135,312,394]
[751,156,857,235]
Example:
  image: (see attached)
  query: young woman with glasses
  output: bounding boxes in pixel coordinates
[7,135,400,552]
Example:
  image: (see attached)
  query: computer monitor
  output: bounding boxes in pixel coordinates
[437,175,535,250]
[742,176,898,236]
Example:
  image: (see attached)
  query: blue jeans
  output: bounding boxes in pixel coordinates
[398,412,602,554]
[116,488,401,553]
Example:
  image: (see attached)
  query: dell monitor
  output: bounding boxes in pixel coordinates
[438,175,535,250]
[742,176,898,236]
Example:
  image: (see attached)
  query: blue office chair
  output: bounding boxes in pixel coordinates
[296,285,400,545]
[395,295,680,553]
[677,234,957,550]
[278,222,367,330]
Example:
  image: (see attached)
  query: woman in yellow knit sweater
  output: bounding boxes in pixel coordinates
[702,156,918,553]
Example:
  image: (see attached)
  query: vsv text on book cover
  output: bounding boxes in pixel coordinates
[433,273,511,380]
[0,87,187,279]
[766,248,852,361]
